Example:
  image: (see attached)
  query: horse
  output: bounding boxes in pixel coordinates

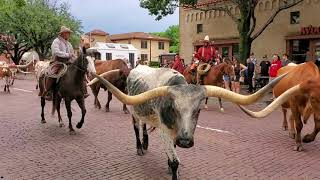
[183,62,235,111]
[89,59,130,113]
[39,48,96,134]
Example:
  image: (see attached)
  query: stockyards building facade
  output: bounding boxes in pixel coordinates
[179,0,320,64]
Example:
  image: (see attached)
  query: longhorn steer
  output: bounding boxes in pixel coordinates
[0,60,33,92]
[239,62,320,151]
[89,65,292,180]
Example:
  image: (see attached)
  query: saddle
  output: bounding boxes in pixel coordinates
[41,61,68,80]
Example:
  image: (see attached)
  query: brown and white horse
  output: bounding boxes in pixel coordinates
[183,62,234,111]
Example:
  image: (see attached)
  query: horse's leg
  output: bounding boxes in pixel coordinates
[92,86,101,109]
[106,91,112,112]
[76,97,86,129]
[133,116,143,156]
[64,98,75,134]
[204,98,208,110]
[142,123,149,150]
[41,97,46,124]
[219,98,224,112]
[56,96,64,127]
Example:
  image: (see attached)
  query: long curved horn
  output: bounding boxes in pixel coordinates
[238,85,301,118]
[204,73,287,105]
[16,59,34,68]
[90,72,169,105]
[87,69,121,86]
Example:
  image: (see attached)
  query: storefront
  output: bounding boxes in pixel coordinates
[286,25,320,64]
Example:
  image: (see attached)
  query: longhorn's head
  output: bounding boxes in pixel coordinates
[88,71,292,148]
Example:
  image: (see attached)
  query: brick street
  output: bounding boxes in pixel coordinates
[1,75,320,180]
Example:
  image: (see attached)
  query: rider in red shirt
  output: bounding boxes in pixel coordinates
[195,35,216,64]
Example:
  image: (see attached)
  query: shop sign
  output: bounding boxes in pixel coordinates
[301,25,320,35]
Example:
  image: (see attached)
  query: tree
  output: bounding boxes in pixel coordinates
[152,25,179,53]
[140,0,303,63]
[0,0,81,62]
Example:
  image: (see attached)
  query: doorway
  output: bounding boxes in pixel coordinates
[129,53,135,68]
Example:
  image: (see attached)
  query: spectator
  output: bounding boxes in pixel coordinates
[246,53,255,93]
[259,55,271,87]
[281,54,291,67]
[222,57,232,91]
[231,57,247,93]
[269,54,282,80]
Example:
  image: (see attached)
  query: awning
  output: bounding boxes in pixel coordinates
[285,34,320,40]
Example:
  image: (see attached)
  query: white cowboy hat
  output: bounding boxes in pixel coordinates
[204,35,210,42]
[59,26,73,34]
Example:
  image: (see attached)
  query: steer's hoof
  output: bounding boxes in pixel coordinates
[76,122,83,129]
[137,148,144,156]
[124,109,130,114]
[69,130,76,135]
[303,134,315,143]
[142,143,148,151]
[41,119,46,124]
[282,126,288,131]
[293,144,304,152]
[289,131,296,139]
[220,108,224,112]
[59,122,65,128]
[204,105,208,110]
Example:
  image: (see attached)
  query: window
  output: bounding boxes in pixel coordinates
[128,40,131,44]
[120,45,129,49]
[106,53,112,60]
[141,40,148,49]
[106,43,115,48]
[290,11,300,24]
[158,42,165,50]
[141,54,148,61]
[93,52,101,60]
[197,24,203,34]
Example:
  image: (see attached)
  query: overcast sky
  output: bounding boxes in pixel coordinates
[63,0,179,34]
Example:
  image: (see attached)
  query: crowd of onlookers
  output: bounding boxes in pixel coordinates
[166,52,294,95]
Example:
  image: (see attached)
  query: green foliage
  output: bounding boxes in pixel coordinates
[140,0,197,20]
[152,25,179,53]
[0,0,81,61]
[149,61,160,68]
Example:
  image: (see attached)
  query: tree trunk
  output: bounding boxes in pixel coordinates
[238,7,252,64]
[239,34,252,64]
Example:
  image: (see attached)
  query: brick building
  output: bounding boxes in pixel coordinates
[179,0,320,63]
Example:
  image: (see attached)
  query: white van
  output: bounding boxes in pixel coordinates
[87,42,140,68]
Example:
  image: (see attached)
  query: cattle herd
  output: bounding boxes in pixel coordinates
[1,50,320,179]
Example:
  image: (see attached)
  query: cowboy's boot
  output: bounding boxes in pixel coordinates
[39,77,54,101]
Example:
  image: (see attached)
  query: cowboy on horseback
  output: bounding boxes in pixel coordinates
[39,26,89,100]
[191,35,217,85]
